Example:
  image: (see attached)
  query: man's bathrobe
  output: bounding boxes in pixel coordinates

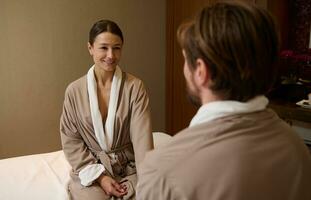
[137,97,311,200]
[60,66,153,200]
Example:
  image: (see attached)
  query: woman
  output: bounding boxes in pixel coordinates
[60,19,153,200]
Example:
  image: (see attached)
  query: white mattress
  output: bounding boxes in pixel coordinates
[0,151,71,200]
[0,132,171,200]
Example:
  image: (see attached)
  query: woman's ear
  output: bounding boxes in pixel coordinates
[194,58,209,86]
[87,42,93,56]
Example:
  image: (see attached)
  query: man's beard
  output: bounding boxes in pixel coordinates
[185,83,202,108]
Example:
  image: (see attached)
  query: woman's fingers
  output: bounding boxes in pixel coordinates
[112,181,127,193]
[98,175,128,197]
[108,182,127,197]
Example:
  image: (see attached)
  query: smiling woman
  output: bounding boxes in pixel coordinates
[88,20,123,73]
[88,32,122,72]
[60,19,154,200]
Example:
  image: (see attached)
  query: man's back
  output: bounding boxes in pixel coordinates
[137,109,311,200]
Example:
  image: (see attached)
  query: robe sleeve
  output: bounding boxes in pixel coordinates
[129,80,153,174]
[60,87,105,186]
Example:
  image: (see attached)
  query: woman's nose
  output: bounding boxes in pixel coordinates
[107,49,115,59]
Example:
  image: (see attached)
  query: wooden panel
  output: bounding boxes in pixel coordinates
[267,0,290,50]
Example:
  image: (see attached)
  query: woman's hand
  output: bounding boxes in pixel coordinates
[97,174,127,197]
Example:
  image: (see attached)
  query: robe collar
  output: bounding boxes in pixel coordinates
[189,95,269,127]
[87,65,122,151]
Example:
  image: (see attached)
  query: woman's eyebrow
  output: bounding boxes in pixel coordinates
[98,43,122,46]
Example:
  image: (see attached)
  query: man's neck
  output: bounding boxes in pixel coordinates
[200,88,222,105]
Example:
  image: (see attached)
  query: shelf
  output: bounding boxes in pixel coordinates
[268,99,311,123]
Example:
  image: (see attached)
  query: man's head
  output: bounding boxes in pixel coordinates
[178,1,279,104]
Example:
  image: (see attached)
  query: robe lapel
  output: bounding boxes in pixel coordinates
[87,65,122,151]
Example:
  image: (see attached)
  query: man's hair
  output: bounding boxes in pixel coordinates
[177,1,279,102]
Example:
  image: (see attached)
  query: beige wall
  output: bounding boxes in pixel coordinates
[0,0,166,159]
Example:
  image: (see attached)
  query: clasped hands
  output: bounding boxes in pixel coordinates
[97,174,128,198]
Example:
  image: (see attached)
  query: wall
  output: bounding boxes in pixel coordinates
[0,0,166,159]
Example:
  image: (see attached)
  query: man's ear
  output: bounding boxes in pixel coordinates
[194,58,209,86]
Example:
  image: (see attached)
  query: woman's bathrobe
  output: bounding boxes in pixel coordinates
[60,66,153,200]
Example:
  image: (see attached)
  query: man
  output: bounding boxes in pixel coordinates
[137,1,311,199]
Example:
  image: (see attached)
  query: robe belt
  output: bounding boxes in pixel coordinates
[89,142,136,178]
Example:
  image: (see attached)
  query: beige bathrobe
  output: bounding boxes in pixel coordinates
[137,109,311,200]
[60,69,153,200]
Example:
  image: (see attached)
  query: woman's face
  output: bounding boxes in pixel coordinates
[88,32,123,72]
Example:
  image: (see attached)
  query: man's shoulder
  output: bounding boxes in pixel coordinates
[141,111,297,174]
[139,112,311,199]
[138,126,224,199]
[141,126,210,173]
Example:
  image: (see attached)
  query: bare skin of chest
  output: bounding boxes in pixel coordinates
[97,87,110,123]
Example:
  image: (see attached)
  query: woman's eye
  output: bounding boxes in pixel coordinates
[114,47,121,50]
[100,47,108,50]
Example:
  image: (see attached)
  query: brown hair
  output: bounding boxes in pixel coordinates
[177,1,279,102]
[89,19,123,45]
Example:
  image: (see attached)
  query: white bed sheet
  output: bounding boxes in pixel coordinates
[0,132,171,200]
[0,150,71,200]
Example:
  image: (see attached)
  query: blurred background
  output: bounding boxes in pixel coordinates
[0,0,166,158]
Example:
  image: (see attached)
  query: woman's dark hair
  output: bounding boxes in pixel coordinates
[177,1,279,102]
[89,19,124,45]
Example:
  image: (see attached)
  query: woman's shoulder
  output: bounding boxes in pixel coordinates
[123,72,145,88]
[65,75,87,95]
[121,72,150,101]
